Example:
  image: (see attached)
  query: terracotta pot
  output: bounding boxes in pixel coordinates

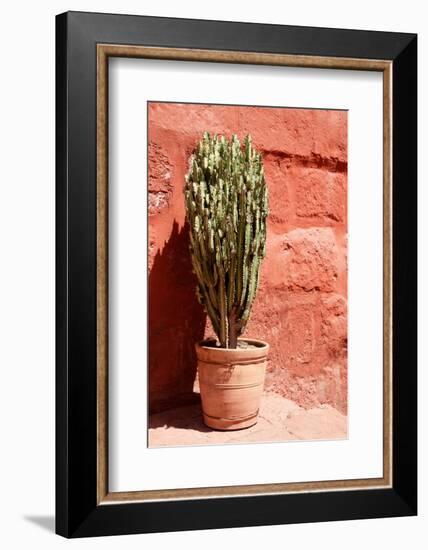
[195,338,269,431]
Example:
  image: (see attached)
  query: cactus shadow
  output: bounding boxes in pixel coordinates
[148,220,206,417]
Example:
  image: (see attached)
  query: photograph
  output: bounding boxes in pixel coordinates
[147,101,348,447]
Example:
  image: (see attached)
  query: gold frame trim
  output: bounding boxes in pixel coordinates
[96,44,392,505]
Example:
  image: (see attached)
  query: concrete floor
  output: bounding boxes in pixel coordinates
[148,392,347,447]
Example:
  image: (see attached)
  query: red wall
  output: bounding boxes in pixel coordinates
[148,103,348,414]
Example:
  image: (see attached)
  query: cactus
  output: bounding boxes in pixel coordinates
[184,132,269,348]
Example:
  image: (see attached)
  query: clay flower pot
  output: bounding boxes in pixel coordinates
[195,338,269,431]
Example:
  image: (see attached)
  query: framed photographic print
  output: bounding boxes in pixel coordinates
[56,11,417,538]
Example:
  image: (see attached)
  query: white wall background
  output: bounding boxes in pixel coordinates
[0,1,424,548]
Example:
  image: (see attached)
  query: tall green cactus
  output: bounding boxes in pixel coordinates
[184,132,269,348]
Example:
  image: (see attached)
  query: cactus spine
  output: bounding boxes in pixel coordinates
[185,132,268,348]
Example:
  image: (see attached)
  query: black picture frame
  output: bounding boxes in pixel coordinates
[56,11,417,538]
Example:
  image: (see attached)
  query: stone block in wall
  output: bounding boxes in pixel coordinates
[263,159,291,226]
[238,107,348,163]
[148,142,173,215]
[149,103,347,163]
[294,168,347,222]
[321,294,348,359]
[266,227,339,292]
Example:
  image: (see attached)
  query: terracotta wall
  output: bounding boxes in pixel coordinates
[148,102,348,414]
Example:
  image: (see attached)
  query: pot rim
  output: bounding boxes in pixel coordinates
[196,337,269,352]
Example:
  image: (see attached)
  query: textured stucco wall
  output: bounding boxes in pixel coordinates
[148,102,348,414]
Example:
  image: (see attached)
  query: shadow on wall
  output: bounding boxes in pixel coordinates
[149,220,206,414]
